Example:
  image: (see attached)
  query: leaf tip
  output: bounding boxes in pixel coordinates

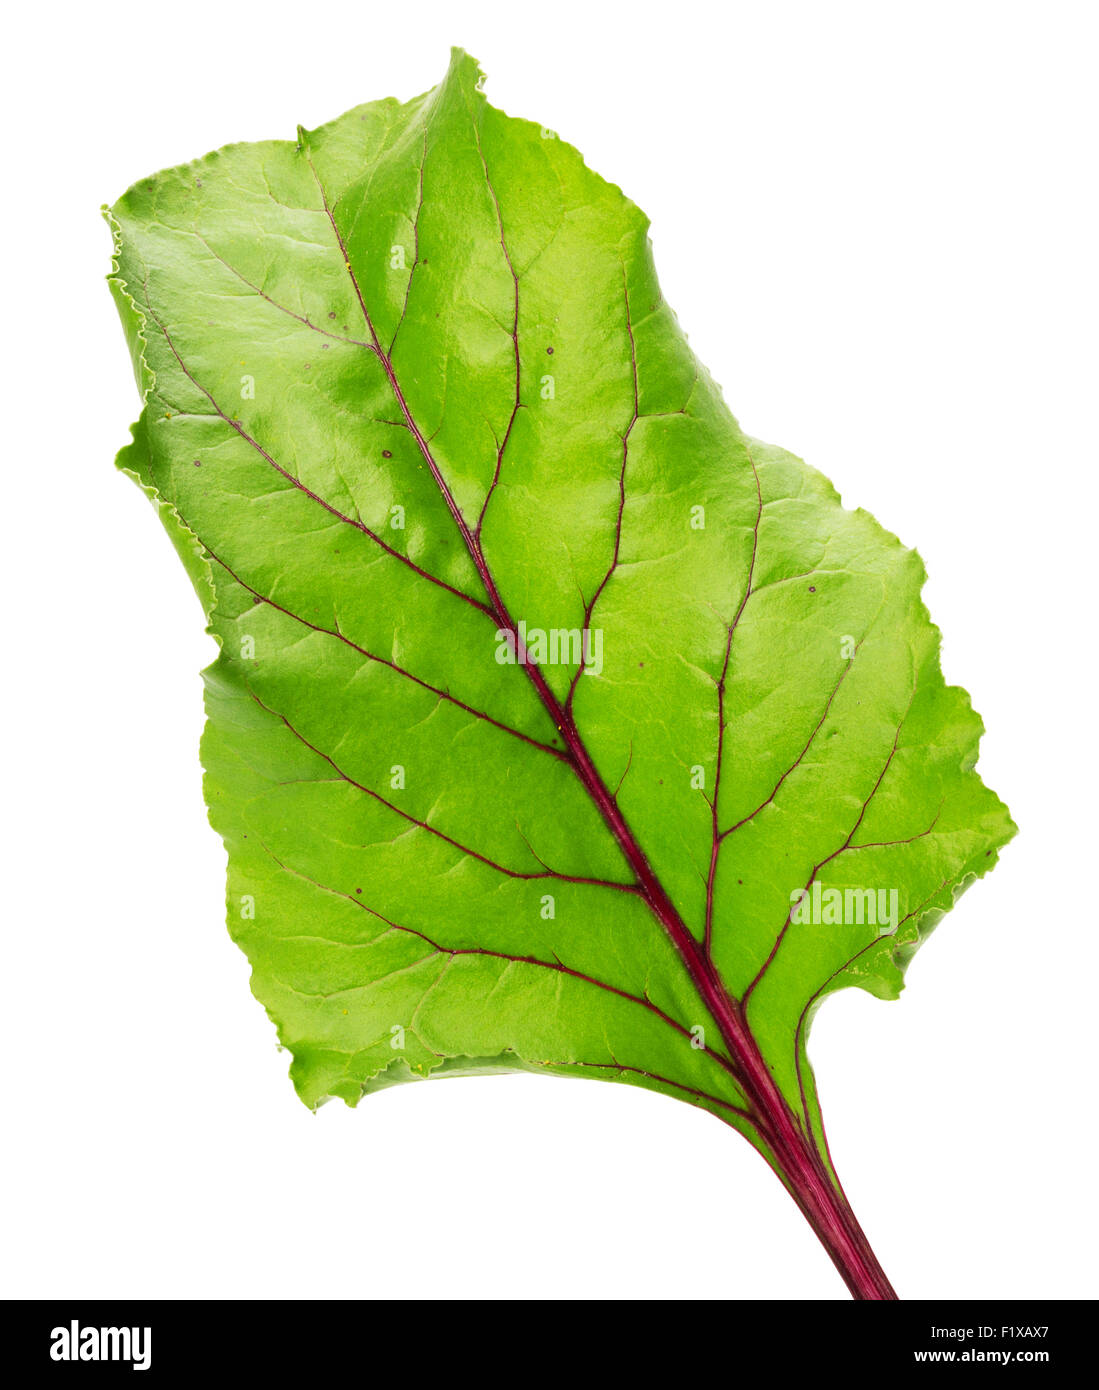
[445,45,487,93]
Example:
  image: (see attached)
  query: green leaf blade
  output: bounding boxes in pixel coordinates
[108,48,1014,1296]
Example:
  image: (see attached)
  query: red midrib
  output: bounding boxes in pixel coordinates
[304,145,896,1300]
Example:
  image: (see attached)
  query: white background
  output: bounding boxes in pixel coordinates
[3,0,1095,1301]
